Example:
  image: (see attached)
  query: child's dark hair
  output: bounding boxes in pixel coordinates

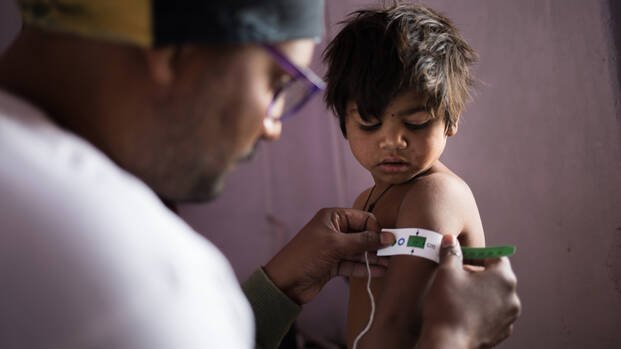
[323,2,477,137]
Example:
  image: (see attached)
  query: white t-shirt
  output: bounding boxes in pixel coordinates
[0,90,254,348]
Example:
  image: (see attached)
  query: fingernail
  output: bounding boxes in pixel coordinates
[441,234,456,248]
[381,232,395,245]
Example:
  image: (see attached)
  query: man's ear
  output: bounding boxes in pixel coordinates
[446,119,459,136]
[144,47,177,86]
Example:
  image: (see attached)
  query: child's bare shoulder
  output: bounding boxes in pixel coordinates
[397,162,482,238]
[405,164,475,205]
[352,186,374,210]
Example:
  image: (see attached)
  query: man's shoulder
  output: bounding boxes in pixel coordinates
[0,89,171,223]
[0,89,202,274]
[0,92,254,348]
[0,90,227,270]
[0,89,139,190]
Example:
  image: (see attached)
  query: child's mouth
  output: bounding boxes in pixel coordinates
[378,161,408,172]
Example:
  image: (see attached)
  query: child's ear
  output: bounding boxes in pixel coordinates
[143,46,178,86]
[446,119,459,136]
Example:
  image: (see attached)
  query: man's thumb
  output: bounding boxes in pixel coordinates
[439,234,463,267]
[343,230,394,255]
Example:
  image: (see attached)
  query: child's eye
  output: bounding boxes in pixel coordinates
[404,120,431,130]
[359,123,381,131]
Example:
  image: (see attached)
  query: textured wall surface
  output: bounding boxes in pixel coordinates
[2,0,620,347]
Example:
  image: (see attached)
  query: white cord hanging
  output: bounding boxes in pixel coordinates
[352,251,376,349]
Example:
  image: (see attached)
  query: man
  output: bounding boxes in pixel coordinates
[0,1,520,348]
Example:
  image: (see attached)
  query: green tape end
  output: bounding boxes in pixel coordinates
[461,245,516,259]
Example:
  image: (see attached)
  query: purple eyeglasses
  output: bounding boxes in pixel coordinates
[262,44,326,121]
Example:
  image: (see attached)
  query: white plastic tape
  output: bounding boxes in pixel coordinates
[377,228,443,263]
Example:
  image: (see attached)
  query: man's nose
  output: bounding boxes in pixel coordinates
[262,117,282,141]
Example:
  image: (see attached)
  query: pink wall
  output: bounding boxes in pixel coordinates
[2,0,620,347]
[181,1,621,346]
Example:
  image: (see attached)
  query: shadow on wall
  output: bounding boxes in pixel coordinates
[607,0,621,304]
[608,0,621,143]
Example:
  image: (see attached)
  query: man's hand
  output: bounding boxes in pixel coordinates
[263,208,395,305]
[417,235,521,349]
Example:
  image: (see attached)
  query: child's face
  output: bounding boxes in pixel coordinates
[345,91,457,185]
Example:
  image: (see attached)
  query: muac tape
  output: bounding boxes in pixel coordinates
[377,228,516,262]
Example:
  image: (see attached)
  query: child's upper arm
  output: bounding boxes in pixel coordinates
[361,173,484,347]
[396,173,482,242]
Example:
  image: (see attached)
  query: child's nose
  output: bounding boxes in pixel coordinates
[379,127,407,150]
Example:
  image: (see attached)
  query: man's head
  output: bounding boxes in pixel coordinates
[323,3,477,138]
[125,40,317,202]
[4,0,324,202]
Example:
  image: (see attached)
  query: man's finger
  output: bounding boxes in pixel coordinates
[438,234,463,269]
[463,258,486,267]
[347,253,390,267]
[491,324,514,348]
[463,264,485,272]
[338,230,395,256]
[332,208,380,232]
[364,252,391,267]
[482,257,518,286]
[337,261,388,278]
[482,255,512,270]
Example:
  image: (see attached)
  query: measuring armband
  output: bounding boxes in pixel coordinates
[377,228,515,263]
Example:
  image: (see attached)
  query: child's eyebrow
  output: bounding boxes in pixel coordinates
[393,106,426,117]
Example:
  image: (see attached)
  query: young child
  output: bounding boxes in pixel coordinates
[323,3,485,348]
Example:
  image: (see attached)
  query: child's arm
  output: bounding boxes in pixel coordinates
[350,173,485,349]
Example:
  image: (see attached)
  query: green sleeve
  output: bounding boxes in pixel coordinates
[241,267,301,349]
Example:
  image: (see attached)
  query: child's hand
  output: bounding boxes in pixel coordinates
[417,235,521,349]
[263,207,395,305]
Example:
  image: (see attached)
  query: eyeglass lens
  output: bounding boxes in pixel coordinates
[268,78,315,121]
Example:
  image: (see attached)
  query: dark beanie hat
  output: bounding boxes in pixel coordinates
[17,0,325,47]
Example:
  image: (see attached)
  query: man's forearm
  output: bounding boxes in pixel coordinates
[241,268,301,349]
